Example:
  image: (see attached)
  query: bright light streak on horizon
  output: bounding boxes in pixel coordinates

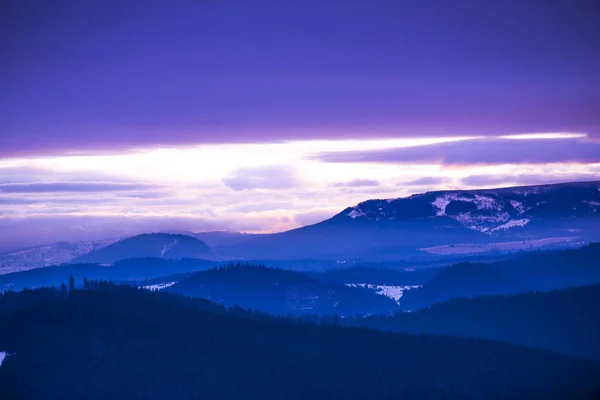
[498,132,587,140]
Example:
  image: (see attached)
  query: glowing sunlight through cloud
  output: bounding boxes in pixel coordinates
[1,133,598,243]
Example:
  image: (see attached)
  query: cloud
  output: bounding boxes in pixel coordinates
[31,196,116,205]
[0,182,165,193]
[119,208,152,214]
[331,179,380,187]
[119,191,172,199]
[398,177,449,186]
[0,166,137,184]
[186,209,216,217]
[24,207,88,215]
[3,0,600,158]
[293,210,337,226]
[0,197,36,205]
[227,200,297,213]
[223,165,298,191]
[314,137,600,166]
[279,216,293,224]
[461,173,600,187]
[335,186,399,195]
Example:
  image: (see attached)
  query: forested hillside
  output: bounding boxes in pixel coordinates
[340,284,600,360]
[399,243,600,309]
[1,283,599,399]
[0,258,214,291]
[165,264,398,316]
[73,233,214,264]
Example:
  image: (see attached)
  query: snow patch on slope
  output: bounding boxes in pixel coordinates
[509,200,526,214]
[420,236,578,255]
[473,195,502,210]
[453,211,510,227]
[347,207,366,219]
[142,282,177,291]
[345,283,421,302]
[429,193,524,233]
[160,239,178,257]
[344,184,599,235]
[431,196,453,216]
[431,193,501,216]
[492,218,530,231]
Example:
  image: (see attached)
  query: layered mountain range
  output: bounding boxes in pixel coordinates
[0,239,119,274]
[72,233,214,264]
[218,181,600,259]
[164,264,398,316]
[1,181,598,267]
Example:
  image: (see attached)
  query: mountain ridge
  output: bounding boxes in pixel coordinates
[338,180,600,234]
[0,238,121,274]
[399,242,600,309]
[4,181,598,266]
[165,264,399,316]
[218,181,600,259]
[72,233,214,264]
[341,283,600,361]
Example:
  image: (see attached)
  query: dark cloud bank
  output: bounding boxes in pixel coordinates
[2,1,599,156]
[315,138,600,166]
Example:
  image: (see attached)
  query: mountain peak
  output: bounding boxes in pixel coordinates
[339,181,600,235]
[72,233,214,264]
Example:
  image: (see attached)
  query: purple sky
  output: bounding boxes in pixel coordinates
[1,1,600,248]
[315,137,600,165]
[2,0,600,156]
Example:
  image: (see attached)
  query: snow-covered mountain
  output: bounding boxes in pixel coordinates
[0,239,120,275]
[219,181,600,259]
[3,182,598,267]
[340,181,600,236]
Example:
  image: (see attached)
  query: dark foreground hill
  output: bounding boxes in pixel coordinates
[399,262,522,309]
[1,285,600,399]
[399,243,600,309]
[311,266,443,286]
[341,284,600,361]
[72,233,214,264]
[494,242,600,291]
[165,264,398,316]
